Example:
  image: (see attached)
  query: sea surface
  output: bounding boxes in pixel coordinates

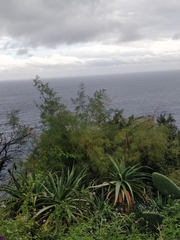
[0,69,180,185]
[1,69,180,128]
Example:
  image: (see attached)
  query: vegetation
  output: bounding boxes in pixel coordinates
[152,172,180,198]
[0,110,33,182]
[90,155,151,211]
[1,76,180,239]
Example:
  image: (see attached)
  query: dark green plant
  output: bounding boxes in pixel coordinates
[152,172,180,198]
[0,170,44,217]
[159,199,180,239]
[1,166,89,232]
[141,212,164,230]
[90,155,151,211]
[0,213,39,239]
[33,167,88,231]
[114,118,180,174]
[156,113,175,126]
[59,211,157,240]
[168,169,180,187]
[30,78,180,178]
[33,76,66,126]
[88,189,116,225]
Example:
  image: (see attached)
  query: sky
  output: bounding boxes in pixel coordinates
[0,0,180,80]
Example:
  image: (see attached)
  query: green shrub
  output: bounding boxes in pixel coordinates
[158,200,180,239]
[27,77,180,178]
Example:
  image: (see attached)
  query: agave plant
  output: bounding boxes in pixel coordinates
[0,170,44,216]
[33,166,88,231]
[1,167,89,231]
[90,155,151,212]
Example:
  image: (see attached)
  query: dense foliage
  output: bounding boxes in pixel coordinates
[1,76,180,239]
[27,77,180,176]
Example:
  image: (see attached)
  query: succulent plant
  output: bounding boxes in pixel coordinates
[141,212,164,230]
[152,172,180,198]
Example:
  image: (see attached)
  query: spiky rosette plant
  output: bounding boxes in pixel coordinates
[33,167,89,231]
[0,167,89,231]
[0,170,44,217]
[90,155,151,212]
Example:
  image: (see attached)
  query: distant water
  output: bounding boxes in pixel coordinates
[1,69,180,129]
[1,70,180,184]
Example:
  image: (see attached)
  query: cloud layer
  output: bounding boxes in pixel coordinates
[1,0,180,47]
[0,0,180,79]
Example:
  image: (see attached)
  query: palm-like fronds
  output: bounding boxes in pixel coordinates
[0,167,88,230]
[34,167,88,227]
[0,171,44,215]
[91,155,151,211]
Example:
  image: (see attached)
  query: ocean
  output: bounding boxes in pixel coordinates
[0,69,180,184]
[1,69,180,129]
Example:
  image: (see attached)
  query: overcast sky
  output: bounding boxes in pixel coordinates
[0,0,180,80]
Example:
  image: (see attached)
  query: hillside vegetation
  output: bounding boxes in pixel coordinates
[1,76,180,239]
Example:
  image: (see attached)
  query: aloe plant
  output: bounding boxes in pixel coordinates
[33,167,88,231]
[90,156,151,211]
[0,170,44,216]
[0,167,89,231]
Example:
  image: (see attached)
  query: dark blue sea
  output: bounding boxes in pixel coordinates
[1,69,180,128]
[1,69,180,185]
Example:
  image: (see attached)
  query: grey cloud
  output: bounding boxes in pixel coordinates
[173,33,180,40]
[119,24,143,42]
[17,48,29,55]
[114,0,180,39]
[0,0,142,47]
[0,0,180,48]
